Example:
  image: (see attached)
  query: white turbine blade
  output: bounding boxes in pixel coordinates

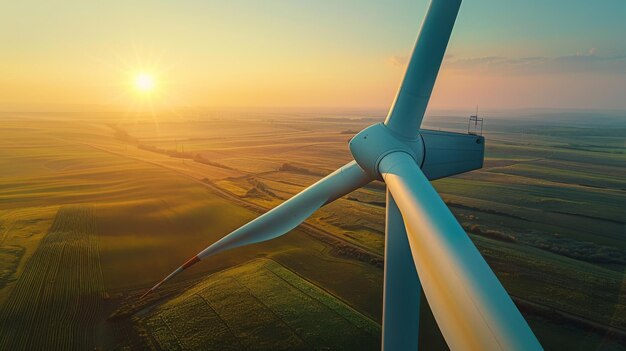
[141,161,372,298]
[382,190,421,351]
[384,0,461,137]
[379,152,542,351]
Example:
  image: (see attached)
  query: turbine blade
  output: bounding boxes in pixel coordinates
[382,190,421,350]
[141,161,372,299]
[379,152,542,351]
[384,0,461,137]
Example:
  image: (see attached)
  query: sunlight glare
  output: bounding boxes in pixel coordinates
[134,73,155,93]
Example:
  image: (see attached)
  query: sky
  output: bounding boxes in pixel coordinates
[1,0,625,112]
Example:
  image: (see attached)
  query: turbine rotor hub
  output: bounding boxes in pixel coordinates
[348,123,424,179]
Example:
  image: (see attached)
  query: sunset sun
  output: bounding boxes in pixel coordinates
[134,73,155,93]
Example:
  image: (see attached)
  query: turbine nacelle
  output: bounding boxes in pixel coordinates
[348,123,424,179]
[349,123,485,181]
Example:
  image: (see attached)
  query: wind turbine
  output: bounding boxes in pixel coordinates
[142,0,543,349]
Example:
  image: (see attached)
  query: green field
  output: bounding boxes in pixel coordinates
[139,259,380,350]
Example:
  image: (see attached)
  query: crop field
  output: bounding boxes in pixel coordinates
[0,205,105,350]
[0,113,387,349]
[0,110,624,350]
[139,259,380,350]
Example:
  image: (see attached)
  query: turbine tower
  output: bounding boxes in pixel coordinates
[143,0,543,349]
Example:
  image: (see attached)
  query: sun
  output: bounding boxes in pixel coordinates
[134,73,155,93]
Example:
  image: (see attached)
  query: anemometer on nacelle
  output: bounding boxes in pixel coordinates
[468,106,484,135]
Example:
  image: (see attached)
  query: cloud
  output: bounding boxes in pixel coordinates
[387,55,408,67]
[443,49,626,75]
[388,49,626,75]
[387,53,455,67]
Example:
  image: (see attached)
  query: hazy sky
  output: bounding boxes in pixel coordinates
[2,0,625,111]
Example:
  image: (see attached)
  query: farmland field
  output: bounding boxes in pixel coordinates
[0,109,624,350]
[0,205,104,350]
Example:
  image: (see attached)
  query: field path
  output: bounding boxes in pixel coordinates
[0,205,106,350]
[83,141,383,262]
